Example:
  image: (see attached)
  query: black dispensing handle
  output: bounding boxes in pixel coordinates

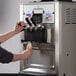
[30,17,37,26]
[30,17,41,31]
[25,17,32,27]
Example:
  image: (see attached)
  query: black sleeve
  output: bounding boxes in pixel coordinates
[0,47,13,63]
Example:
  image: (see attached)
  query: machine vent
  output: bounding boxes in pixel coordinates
[64,8,71,24]
[64,8,76,24]
[71,9,76,24]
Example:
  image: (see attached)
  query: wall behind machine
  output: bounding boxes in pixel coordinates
[0,0,21,73]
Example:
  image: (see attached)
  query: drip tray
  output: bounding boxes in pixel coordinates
[20,64,56,76]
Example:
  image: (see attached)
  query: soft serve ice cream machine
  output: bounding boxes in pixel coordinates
[20,1,76,76]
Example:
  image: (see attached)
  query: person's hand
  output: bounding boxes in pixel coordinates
[20,42,32,59]
[14,21,26,34]
[12,42,32,62]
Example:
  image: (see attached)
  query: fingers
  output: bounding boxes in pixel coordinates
[17,21,26,27]
[27,47,32,52]
[24,42,32,54]
[15,21,26,32]
[21,42,32,59]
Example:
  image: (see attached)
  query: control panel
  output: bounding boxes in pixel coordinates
[22,3,55,24]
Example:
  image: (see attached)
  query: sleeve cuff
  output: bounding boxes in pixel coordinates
[0,47,13,63]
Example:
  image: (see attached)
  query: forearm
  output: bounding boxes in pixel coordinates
[0,21,25,43]
[12,49,32,62]
[12,53,28,61]
[0,30,17,43]
[12,54,22,61]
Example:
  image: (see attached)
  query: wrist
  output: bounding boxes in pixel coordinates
[19,53,27,60]
[11,30,19,35]
[12,54,22,61]
[19,54,23,60]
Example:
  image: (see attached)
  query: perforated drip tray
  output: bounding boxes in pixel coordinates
[20,64,56,76]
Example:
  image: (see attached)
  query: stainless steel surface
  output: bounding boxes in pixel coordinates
[20,64,56,75]
[21,41,55,76]
[23,42,55,66]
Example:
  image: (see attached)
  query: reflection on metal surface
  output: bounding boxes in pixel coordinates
[21,64,56,75]
[24,64,55,69]
[23,68,47,73]
[22,68,56,74]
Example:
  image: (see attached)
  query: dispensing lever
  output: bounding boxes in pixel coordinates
[30,17,41,30]
[30,17,37,26]
[25,17,32,27]
[26,17,35,31]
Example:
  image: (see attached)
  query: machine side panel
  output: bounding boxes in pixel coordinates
[61,2,76,76]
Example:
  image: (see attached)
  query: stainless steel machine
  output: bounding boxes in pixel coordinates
[19,1,76,76]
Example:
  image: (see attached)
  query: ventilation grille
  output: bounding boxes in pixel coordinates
[64,8,76,24]
[71,9,76,24]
